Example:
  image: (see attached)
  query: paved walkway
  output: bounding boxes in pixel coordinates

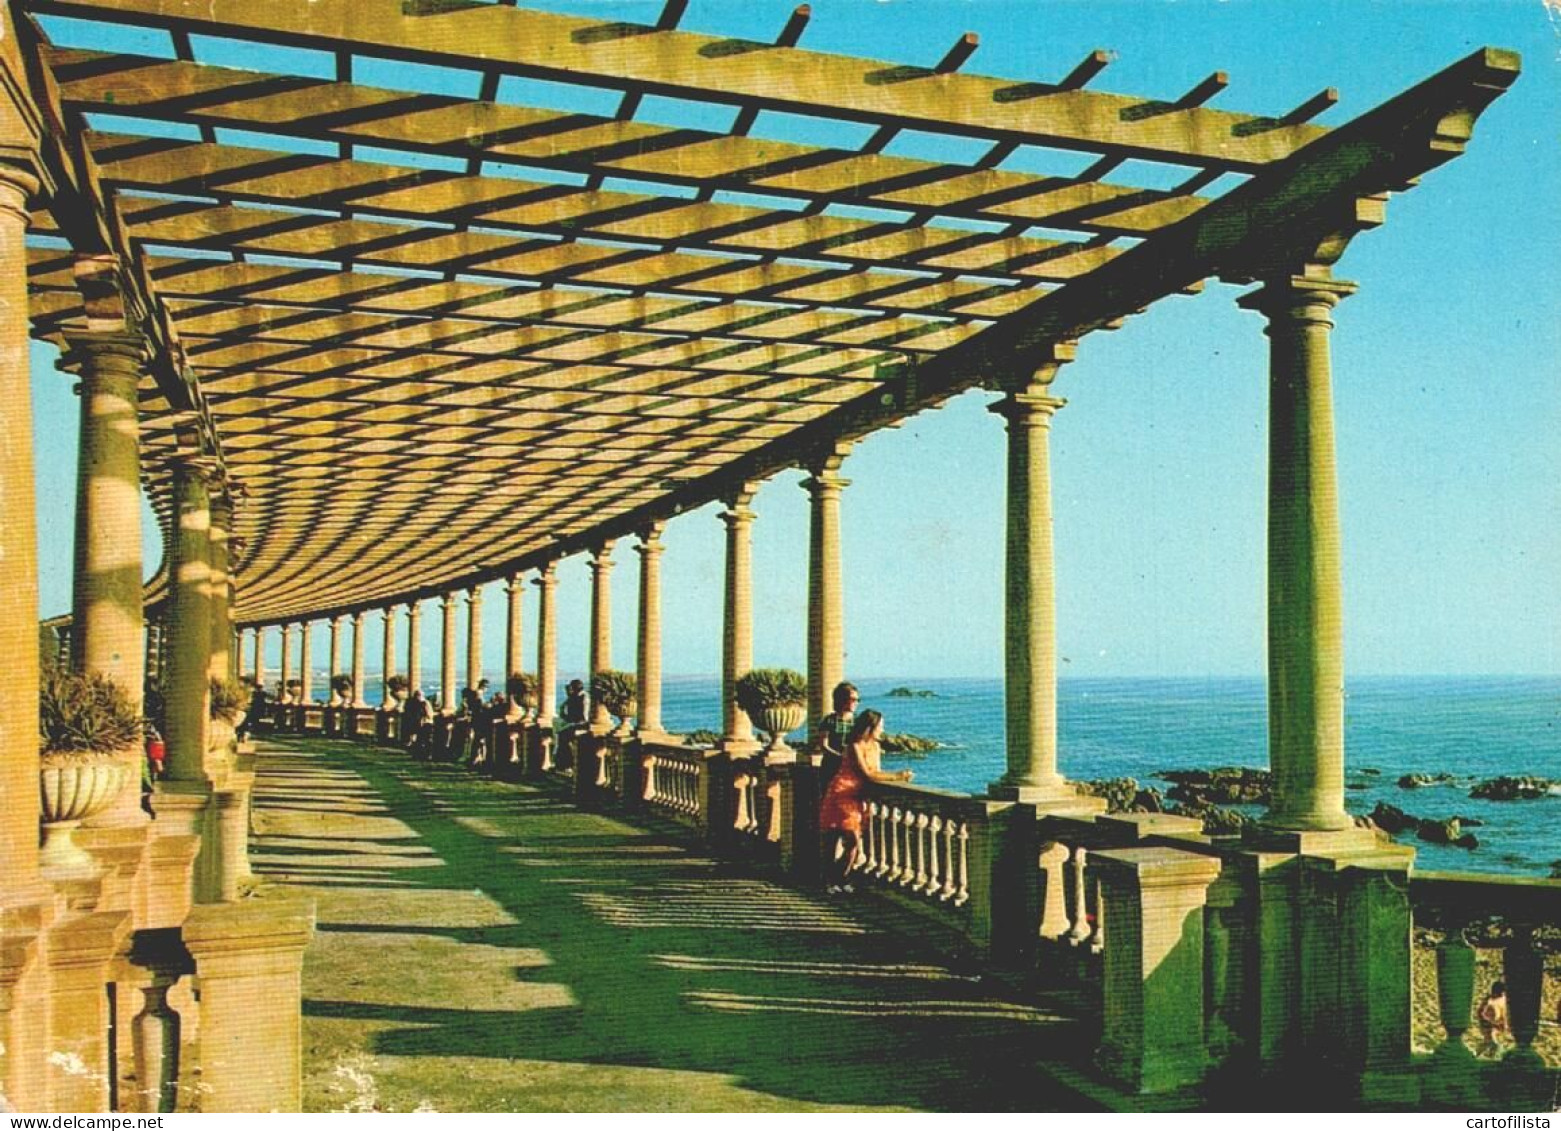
[250,736,1105,1112]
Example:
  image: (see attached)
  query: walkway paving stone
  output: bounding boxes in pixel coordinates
[251,736,1102,1112]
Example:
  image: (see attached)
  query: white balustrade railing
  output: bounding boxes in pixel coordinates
[641,746,705,826]
[857,786,977,912]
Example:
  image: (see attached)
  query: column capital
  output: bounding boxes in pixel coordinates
[0,162,42,221]
[805,439,854,481]
[406,600,422,620]
[589,540,616,570]
[721,479,761,514]
[351,609,366,627]
[636,519,666,552]
[985,339,1078,396]
[329,613,345,629]
[1238,273,1358,326]
[466,587,483,607]
[990,389,1066,425]
[59,329,147,374]
[383,604,401,621]
[439,590,457,609]
[504,572,525,594]
[534,561,558,586]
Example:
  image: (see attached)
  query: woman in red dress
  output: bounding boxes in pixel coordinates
[818,709,912,893]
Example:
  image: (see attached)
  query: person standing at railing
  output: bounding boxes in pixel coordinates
[819,709,912,894]
[811,681,859,776]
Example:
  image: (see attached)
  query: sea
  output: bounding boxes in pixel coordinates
[648,674,1561,879]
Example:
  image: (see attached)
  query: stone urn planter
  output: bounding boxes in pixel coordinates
[39,749,135,879]
[756,702,808,758]
[590,670,638,738]
[734,667,809,760]
[606,697,638,738]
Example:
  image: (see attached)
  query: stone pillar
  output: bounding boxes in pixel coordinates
[183,901,315,1112]
[635,522,666,736]
[987,347,1092,810]
[535,563,558,727]
[350,610,367,707]
[405,600,422,694]
[1239,276,1356,832]
[439,592,458,713]
[207,492,232,685]
[721,483,760,753]
[803,444,850,737]
[588,541,615,732]
[64,329,147,707]
[0,165,40,904]
[465,586,483,691]
[278,622,294,700]
[297,621,312,703]
[164,458,214,783]
[326,615,343,699]
[46,911,132,1112]
[504,574,524,680]
[1093,847,1223,1094]
[251,624,266,693]
[382,605,398,702]
[234,625,248,680]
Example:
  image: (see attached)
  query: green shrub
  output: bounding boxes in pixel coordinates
[330,673,353,697]
[590,670,637,715]
[734,668,807,719]
[386,674,409,696]
[209,676,246,722]
[40,668,143,753]
[684,728,721,747]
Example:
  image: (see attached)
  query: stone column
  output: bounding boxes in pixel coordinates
[1240,276,1356,833]
[350,610,367,707]
[504,574,524,680]
[465,586,483,691]
[207,492,232,686]
[64,329,147,707]
[405,600,422,694]
[535,563,558,727]
[588,541,615,732]
[635,522,666,736]
[439,592,458,713]
[164,458,214,783]
[987,347,1083,807]
[297,622,313,703]
[803,444,850,737]
[251,625,266,692]
[327,616,343,702]
[721,483,760,753]
[278,623,294,700]
[382,605,398,701]
[235,625,248,681]
[0,165,43,902]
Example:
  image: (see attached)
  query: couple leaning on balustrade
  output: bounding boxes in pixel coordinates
[815,681,914,894]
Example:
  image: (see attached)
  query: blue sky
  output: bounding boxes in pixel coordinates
[30,0,1561,679]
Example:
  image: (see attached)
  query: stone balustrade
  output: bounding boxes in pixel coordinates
[1410,870,1561,1110]
[640,742,709,830]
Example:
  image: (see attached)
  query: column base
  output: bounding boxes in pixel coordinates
[721,736,762,759]
[1242,824,1383,856]
[986,779,1106,816]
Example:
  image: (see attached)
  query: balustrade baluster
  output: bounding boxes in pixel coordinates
[642,755,656,803]
[1088,874,1106,954]
[887,806,904,882]
[764,778,783,843]
[940,819,958,901]
[1503,922,1544,1066]
[1067,845,1092,946]
[910,811,929,889]
[132,980,180,1114]
[927,814,944,897]
[873,802,891,877]
[953,822,970,906]
[732,772,751,833]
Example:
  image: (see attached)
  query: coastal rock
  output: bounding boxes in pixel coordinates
[1159,767,1271,807]
[1398,772,1455,789]
[1166,800,1249,836]
[1369,801,1417,835]
[683,729,721,747]
[886,687,937,699]
[1469,775,1554,801]
[1077,778,1165,815]
[880,732,941,755]
[1551,861,1561,880]
[1359,767,1382,776]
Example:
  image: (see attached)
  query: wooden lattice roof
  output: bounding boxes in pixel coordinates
[16,0,1518,625]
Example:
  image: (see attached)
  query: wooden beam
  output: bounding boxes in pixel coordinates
[29,0,1329,168]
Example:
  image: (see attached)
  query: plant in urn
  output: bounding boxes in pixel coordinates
[735,668,808,761]
[38,668,143,880]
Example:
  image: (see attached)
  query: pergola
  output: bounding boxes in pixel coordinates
[0,0,1527,1113]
